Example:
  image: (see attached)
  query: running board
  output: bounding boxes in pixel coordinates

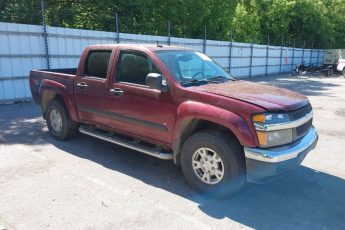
[79,125,173,160]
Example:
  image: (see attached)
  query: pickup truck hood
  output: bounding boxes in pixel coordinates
[193,80,308,111]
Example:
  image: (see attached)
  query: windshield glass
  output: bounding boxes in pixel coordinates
[155,50,234,85]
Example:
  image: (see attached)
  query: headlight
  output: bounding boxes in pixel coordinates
[252,113,292,147]
[256,129,292,147]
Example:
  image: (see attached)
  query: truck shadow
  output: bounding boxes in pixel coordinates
[49,132,345,230]
[2,103,345,229]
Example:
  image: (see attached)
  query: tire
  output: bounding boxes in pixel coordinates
[291,69,296,76]
[46,99,78,140]
[326,67,333,76]
[343,67,345,77]
[180,130,246,198]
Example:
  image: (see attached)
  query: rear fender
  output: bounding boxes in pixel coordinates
[39,79,79,121]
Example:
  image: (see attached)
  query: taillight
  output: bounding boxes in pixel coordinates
[29,77,40,86]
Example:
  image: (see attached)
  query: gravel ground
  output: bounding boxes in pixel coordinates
[1,73,345,230]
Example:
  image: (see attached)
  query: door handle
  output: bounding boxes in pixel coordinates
[77,82,88,89]
[110,88,124,96]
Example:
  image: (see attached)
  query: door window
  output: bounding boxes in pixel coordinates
[116,51,160,85]
[84,50,112,79]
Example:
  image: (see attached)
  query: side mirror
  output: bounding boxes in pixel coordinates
[146,73,168,92]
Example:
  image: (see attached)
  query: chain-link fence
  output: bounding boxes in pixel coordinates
[0,0,323,48]
[0,0,325,102]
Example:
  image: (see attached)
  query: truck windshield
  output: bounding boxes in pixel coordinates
[155,50,234,85]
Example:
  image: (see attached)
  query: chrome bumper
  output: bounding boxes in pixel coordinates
[244,127,318,183]
[244,127,318,163]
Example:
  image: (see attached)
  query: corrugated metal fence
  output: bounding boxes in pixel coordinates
[0,22,325,102]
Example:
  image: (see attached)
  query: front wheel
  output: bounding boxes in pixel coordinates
[180,130,246,197]
[46,99,78,140]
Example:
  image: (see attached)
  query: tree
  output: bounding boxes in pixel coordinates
[258,0,295,46]
[230,0,261,43]
[320,0,345,48]
[0,0,344,48]
[0,0,42,25]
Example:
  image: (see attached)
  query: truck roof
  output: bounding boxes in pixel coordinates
[87,43,193,51]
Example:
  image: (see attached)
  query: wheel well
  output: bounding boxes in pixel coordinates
[174,119,240,164]
[41,90,64,119]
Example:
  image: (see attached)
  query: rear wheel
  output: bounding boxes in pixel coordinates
[180,130,246,197]
[46,99,78,140]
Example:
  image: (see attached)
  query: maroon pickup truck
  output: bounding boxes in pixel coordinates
[29,44,318,196]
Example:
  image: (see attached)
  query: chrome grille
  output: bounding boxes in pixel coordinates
[289,104,313,141]
[296,119,313,136]
[289,104,312,120]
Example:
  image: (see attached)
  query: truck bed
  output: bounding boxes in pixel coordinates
[40,68,77,75]
[29,68,77,105]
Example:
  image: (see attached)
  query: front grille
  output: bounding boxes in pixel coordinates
[296,119,313,136]
[288,103,312,120]
[289,104,313,141]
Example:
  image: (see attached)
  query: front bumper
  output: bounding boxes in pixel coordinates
[244,127,318,183]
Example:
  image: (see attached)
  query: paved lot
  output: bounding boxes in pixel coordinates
[1,74,345,230]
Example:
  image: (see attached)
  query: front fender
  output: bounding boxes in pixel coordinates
[173,100,257,153]
[39,79,79,122]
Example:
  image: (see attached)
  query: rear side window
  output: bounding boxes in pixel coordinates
[116,51,160,85]
[84,50,112,79]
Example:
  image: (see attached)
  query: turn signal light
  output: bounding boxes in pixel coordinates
[252,114,266,123]
[256,131,268,146]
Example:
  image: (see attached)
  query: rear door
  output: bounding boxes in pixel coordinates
[74,49,113,126]
[102,49,176,144]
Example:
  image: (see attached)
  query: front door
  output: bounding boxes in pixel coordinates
[103,50,176,144]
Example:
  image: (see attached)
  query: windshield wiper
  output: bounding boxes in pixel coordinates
[180,79,209,85]
[180,76,235,86]
[206,76,231,81]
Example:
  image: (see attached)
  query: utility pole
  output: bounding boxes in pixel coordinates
[41,0,50,69]
[203,25,207,53]
[167,20,171,45]
[115,13,120,43]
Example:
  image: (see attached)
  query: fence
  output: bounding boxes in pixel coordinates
[0,21,324,102]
